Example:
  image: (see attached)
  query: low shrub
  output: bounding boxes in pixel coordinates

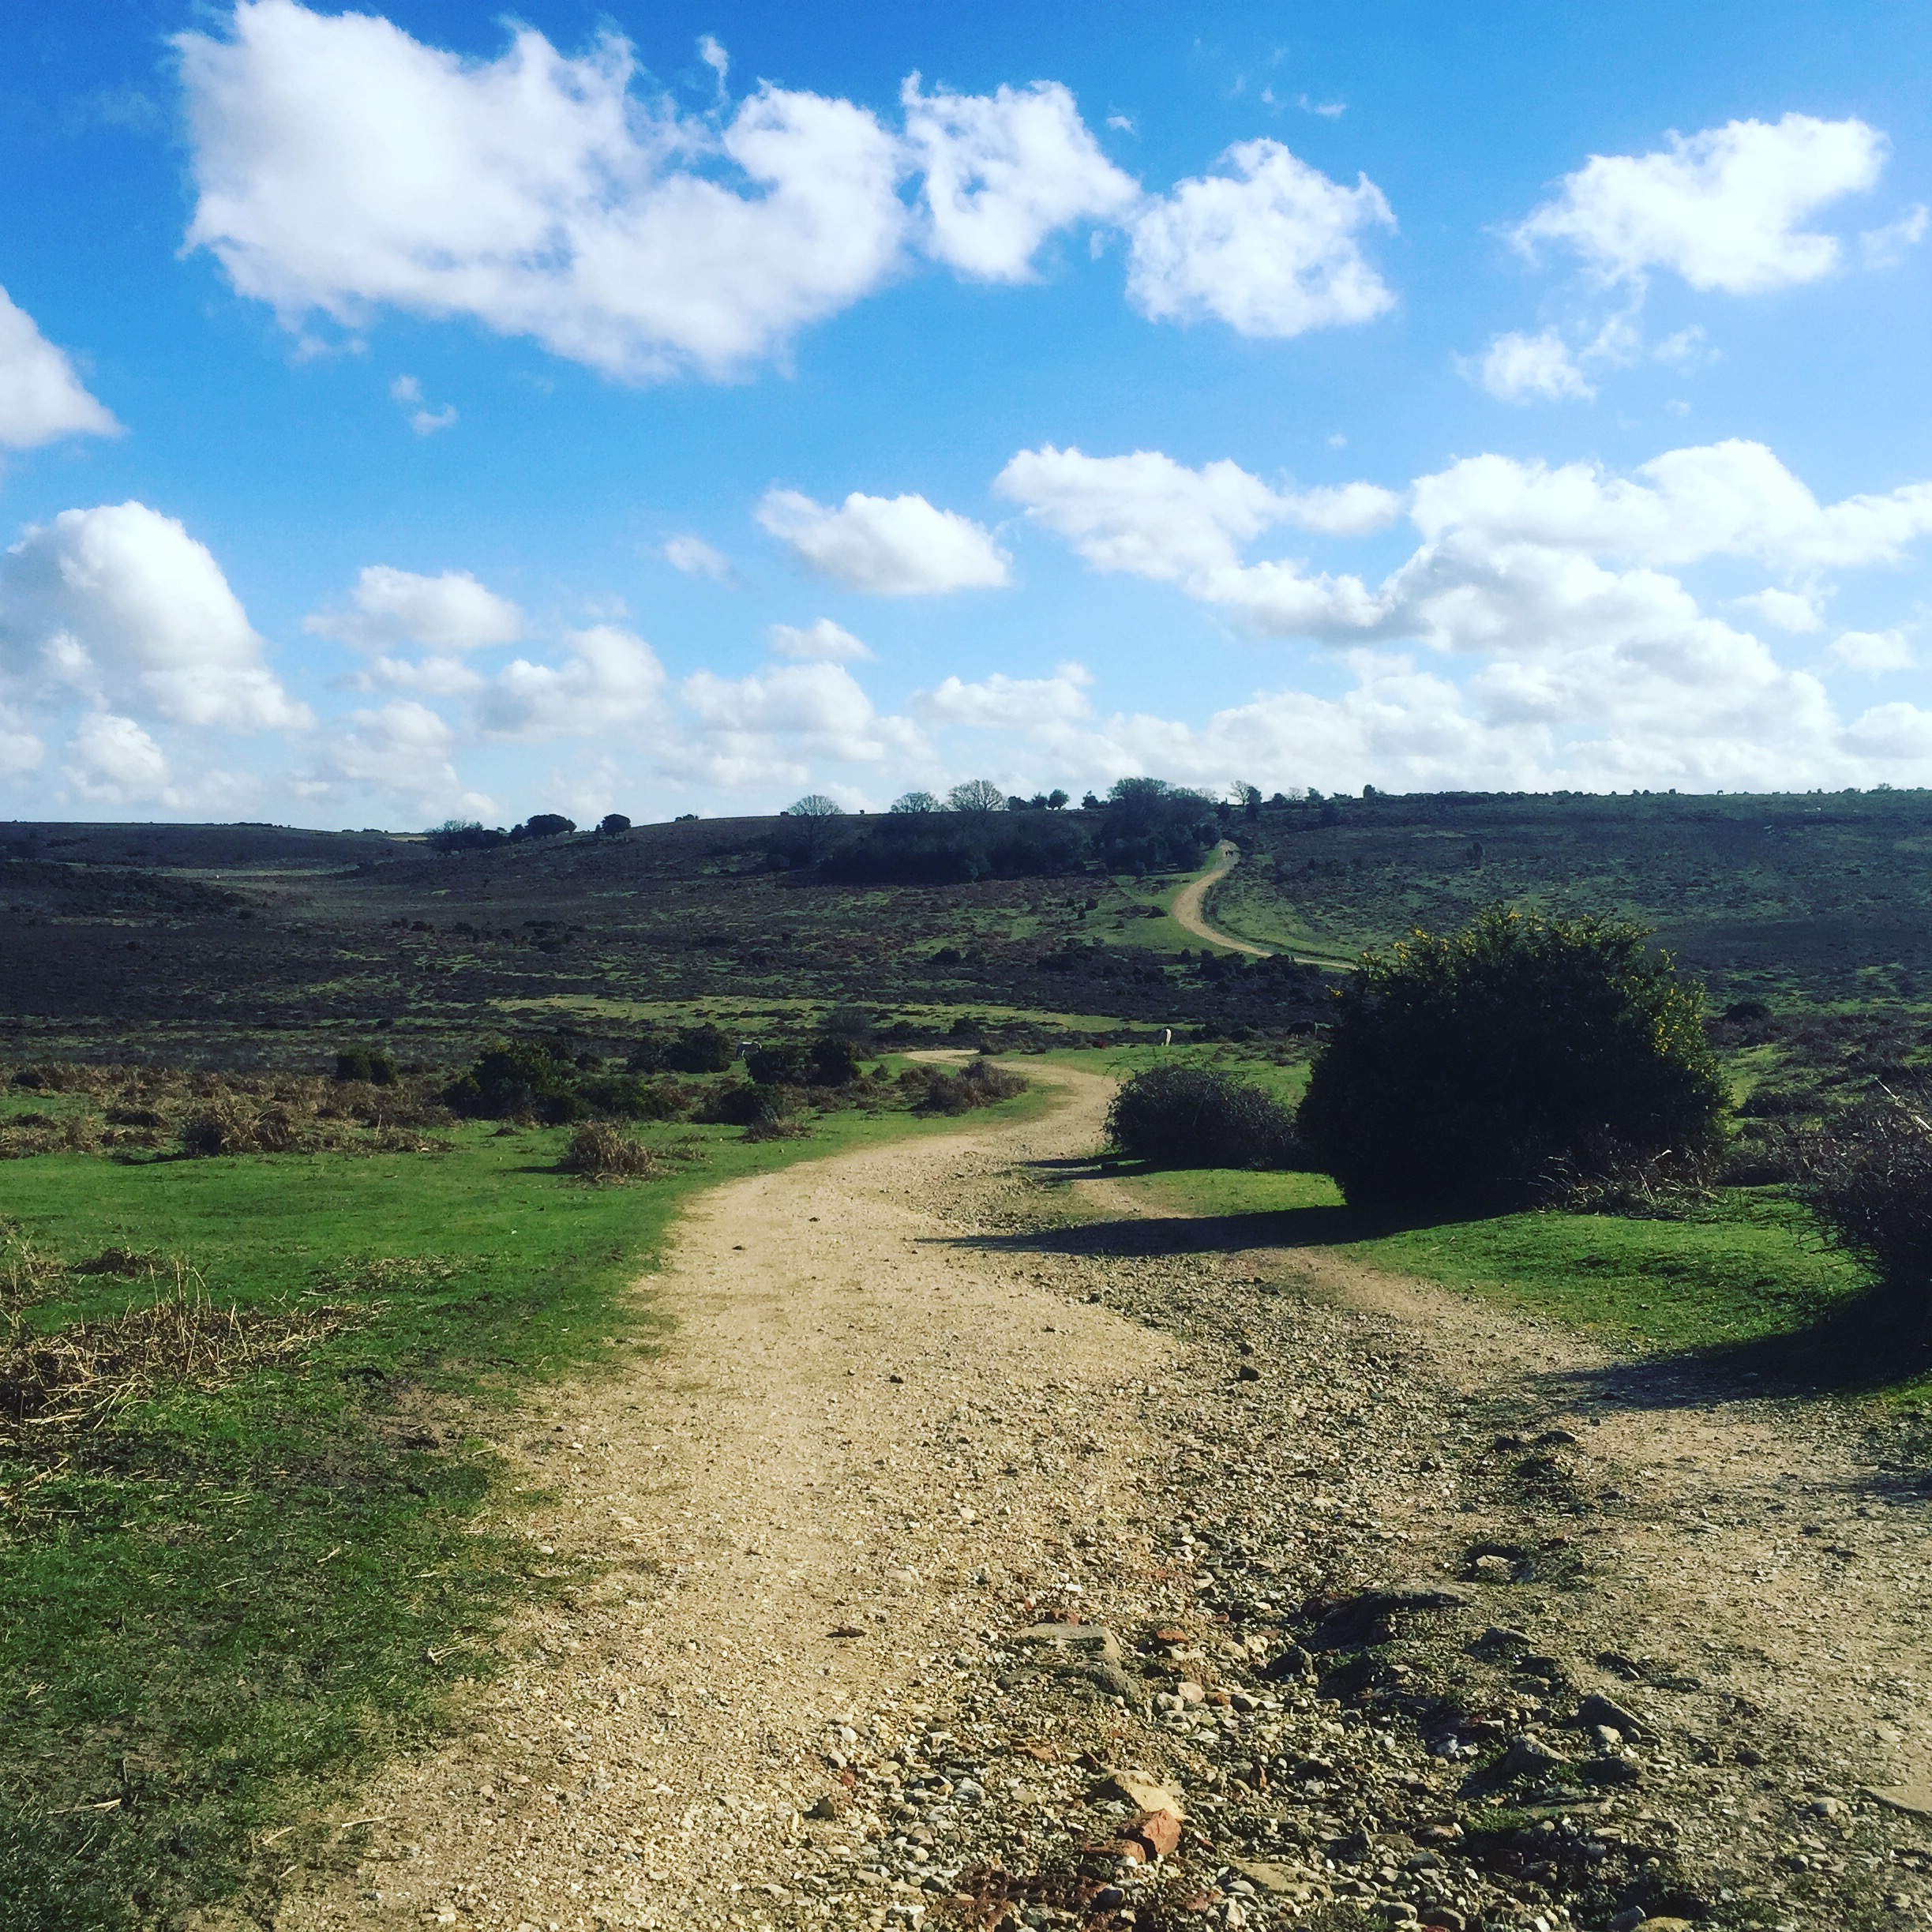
[179,1101,305,1157]
[899,1059,1027,1115]
[444,1041,587,1124]
[1105,1064,1300,1169]
[1800,1090,1932,1342]
[630,1023,737,1075]
[695,1080,793,1127]
[332,1047,396,1086]
[558,1122,662,1182]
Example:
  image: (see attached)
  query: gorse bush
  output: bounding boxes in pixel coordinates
[628,1023,736,1076]
[332,1047,396,1086]
[1105,1064,1300,1169]
[444,1041,587,1124]
[1299,908,1726,1213]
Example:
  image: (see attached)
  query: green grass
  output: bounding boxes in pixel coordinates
[0,1079,1042,1930]
[1104,1157,1884,1385]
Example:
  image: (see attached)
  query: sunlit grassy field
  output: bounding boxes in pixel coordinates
[0,1084,1042,1930]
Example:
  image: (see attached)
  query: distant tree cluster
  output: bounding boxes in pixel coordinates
[426,811,636,853]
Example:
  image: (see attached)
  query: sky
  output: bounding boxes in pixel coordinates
[2,0,1932,827]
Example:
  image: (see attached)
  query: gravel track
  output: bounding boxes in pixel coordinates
[256,1065,1932,1932]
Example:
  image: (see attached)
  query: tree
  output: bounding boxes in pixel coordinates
[1097,778,1218,874]
[1299,909,1727,1213]
[947,778,1007,816]
[781,792,845,862]
[891,791,942,813]
[598,812,632,836]
[510,813,576,841]
[1046,789,1070,810]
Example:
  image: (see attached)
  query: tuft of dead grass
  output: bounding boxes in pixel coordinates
[559,1121,664,1181]
[0,1246,352,1439]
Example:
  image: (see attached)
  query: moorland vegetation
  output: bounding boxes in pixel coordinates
[13,784,1932,1922]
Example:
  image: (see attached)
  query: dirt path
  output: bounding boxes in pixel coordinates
[262,1070,1932,1932]
[1169,844,1271,958]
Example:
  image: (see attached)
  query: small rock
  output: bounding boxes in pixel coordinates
[1608,1911,1646,1932]
[1236,1364,1262,1382]
[1085,1661,1139,1700]
[1123,1808,1183,1860]
[808,1791,852,1820]
[1017,1623,1122,1664]
[1576,1692,1650,1740]
[1090,1769,1185,1817]
[1495,1733,1570,1781]
[1470,1555,1515,1584]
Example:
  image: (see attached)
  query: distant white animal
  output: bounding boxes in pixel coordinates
[1161,1028,1172,1047]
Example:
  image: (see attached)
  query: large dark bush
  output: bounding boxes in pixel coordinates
[1299,909,1726,1213]
[332,1046,396,1086]
[444,1041,587,1123]
[630,1022,737,1075]
[1105,1064,1300,1169]
[898,1059,1026,1114]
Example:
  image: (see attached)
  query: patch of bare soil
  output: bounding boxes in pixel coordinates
[253,1067,1932,1932]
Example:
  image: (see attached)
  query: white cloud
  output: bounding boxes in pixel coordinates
[663,535,734,583]
[990,433,1932,793]
[389,373,456,435]
[1826,628,1912,672]
[902,76,1139,281]
[915,662,1094,727]
[757,488,1011,595]
[0,287,119,449]
[479,625,666,738]
[305,565,524,653]
[1472,328,1594,403]
[179,1,908,381]
[315,697,493,815]
[994,445,1399,581]
[1735,587,1825,634]
[65,711,171,799]
[1409,441,1932,571]
[0,502,309,731]
[1514,114,1887,294]
[343,655,484,697]
[1863,204,1928,269]
[767,618,873,662]
[677,660,924,784]
[1125,138,1394,337]
[0,703,40,779]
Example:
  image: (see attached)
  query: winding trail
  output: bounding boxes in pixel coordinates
[1167,841,1271,957]
[264,1065,1932,1932]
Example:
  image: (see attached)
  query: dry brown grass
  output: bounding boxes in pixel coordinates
[0,1235,351,1439]
[558,1121,664,1180]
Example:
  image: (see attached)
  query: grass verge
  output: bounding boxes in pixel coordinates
[0,1078,1041,1930]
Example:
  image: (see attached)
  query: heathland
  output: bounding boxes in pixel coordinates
[9,790,1932,1932]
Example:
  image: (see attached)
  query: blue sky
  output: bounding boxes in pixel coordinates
[2,0,1930,826]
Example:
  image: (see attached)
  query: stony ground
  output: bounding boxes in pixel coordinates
[248,1064,1932,1932]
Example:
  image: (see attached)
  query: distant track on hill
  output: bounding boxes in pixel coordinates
[1169,839,1273,956]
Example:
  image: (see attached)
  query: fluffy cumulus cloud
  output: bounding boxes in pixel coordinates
[677,660,924,785]
[996,445,1398,581]
[757,488,1010,595]
[902,76,1139,279]
[305,565,524,653]
[1514,114,1891,294]
[990,435,1932,793]
[64,712,171,801]
[1474,328,1594,403]
[178,1,909,381]
[0,502,309,731]
[0,287,119,448]
[178,6,1395,376]
[478,625,666,740]
[1827,628,1913,673]
[309,698,493,816]
[915,662,1094,728]
[767,618,872,662]
[1125,139,1394,337]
